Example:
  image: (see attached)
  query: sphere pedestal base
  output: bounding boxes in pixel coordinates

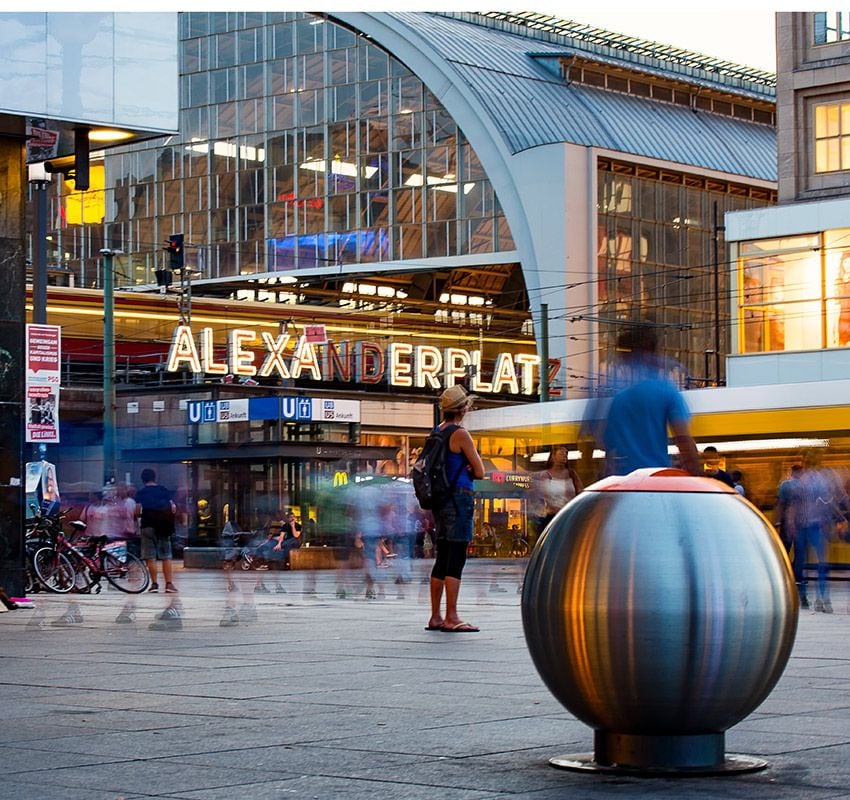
[549,732,768,777]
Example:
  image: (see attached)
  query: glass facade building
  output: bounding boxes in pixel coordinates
[597,162,771,385]
[47,12,513,289]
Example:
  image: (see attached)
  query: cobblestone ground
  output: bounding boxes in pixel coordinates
[2,560,850,800]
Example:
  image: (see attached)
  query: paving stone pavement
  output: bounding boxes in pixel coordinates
[2,560,850,800]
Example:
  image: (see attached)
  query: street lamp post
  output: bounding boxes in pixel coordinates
[27,164,51,327]
[100,247,122,487]
[28,164,52,463]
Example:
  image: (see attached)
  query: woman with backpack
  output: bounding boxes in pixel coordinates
[423,385,485,633]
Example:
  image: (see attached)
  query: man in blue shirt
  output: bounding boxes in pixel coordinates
[599,326,700,477]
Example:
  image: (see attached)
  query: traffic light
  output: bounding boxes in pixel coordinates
[165,233,184,270]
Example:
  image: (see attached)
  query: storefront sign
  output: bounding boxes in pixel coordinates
[25,324,61,443]
[490,471,532,490]
[166,325,540,396]
[187,396,361,425]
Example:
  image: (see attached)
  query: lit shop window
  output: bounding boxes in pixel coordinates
[738,230,850,352]
[814,102,850,172]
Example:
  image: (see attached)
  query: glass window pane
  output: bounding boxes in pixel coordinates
[828,138,841,171]
[841,104,850,133]
[826,104,841,137]
[816,104,828,137]
[816,139,830,172]
[740,234,821,254]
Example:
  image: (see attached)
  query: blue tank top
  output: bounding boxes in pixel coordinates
[441,426,474,491]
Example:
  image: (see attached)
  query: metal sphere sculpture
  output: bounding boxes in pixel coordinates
[522,468,798,774]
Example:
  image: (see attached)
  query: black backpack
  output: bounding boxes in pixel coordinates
[412,424,463,510]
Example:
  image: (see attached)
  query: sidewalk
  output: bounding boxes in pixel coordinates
[2,559,850,800]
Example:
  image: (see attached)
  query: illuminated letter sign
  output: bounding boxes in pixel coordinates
[201,327,228,375]
[415,345,442,388]
[443,347,469,387]
[491,352,520,394]
[167,326,201,373]
[229,329,257,376]
[514,353,540,395]
[323,340,351,382]
[290,336,321,380]
[389,342,414,387]
[471,350,493,393]
[166,324,540,398]
[258,332,291,378]
[354,341,384,384]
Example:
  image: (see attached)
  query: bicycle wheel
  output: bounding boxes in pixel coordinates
[61,548,98,593]
[32,547,76,593]
[102,551,150,593]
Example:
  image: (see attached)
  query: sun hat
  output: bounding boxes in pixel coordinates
[439,384,477,411]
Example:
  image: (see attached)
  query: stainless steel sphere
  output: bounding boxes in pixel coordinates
[522,468,798,772]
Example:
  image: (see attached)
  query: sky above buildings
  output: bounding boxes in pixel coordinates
[31,4,779,75]
[562,9,777,73]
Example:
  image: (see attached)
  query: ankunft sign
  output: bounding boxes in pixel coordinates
[165,325,544,396]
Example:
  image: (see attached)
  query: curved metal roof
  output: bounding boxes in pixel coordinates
[382,12,776,182]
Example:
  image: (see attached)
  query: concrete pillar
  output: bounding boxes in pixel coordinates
[0,124,27,596]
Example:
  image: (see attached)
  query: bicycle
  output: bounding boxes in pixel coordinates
[26,507,80,593]
[32,526,150,594]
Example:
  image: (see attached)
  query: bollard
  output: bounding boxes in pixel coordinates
[522,467,798,775]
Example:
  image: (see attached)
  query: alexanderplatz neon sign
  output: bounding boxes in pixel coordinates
[166,325,542,396]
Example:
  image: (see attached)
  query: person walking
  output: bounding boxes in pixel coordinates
[136,468,178,594]
[702,446,736,488]
[730,469,746,496]
[595,325,701,477]
[791,457,835,613]
[774,464,803,555]
[531,445,584,541]
[425,384,485,633]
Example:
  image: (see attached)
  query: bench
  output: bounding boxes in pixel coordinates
[182,545,350,570]
[289,546,348,570]
[182,547,227,569]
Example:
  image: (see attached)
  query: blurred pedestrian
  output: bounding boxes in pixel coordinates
[136,468,178,595]
[530,445,583,542]
[425,384,485,633]
[591,325,700,477]
[730,469,746,496]
[702,446,736,488]
[774,464,802,554]
[113,483,140,556]
[791,457,834,612]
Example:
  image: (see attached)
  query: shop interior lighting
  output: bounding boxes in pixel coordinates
[439,291,485,306]
[532,438,830,464]
[679,438,831,453]
[404,173,475,194]
[185,138,265,162]
[300,156,378,178]
[342,282,407,300]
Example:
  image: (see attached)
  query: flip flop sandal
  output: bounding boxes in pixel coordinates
[441,622,480,632]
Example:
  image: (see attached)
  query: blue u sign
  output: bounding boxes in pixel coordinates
[187,400,218,424]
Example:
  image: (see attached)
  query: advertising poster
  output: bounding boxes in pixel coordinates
[25,324,61,444]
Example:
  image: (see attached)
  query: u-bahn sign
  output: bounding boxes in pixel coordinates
[166,324,543,397]
[187,396,360,424]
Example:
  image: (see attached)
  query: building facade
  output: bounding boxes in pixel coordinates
[473,13,850,530]
[28,12,783,541]
[0,12,178,592]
